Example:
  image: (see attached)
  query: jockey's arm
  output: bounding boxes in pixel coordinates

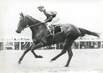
[44,16,53,23]
[43,9,47,16]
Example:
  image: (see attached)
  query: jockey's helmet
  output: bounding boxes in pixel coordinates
[37,6,45,12]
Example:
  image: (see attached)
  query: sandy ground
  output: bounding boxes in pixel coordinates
[0,49,103,73]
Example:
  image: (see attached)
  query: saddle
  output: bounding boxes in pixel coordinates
[46,31,66,45]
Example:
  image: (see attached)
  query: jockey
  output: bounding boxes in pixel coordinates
[37,6,57,24]
[37,6,57,35]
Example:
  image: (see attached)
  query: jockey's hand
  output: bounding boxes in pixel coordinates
[42,21,47,24]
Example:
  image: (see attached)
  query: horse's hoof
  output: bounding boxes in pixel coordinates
[18,60,21,64]
[18,58,22,64]
[65,65,69,67]
[36,55,43,58]
[51,58,56,62]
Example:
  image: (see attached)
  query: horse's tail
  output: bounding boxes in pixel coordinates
[79,28,100,38]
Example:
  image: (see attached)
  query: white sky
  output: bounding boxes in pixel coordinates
[0,0,103,39]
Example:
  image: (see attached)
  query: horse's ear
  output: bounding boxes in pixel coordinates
[20,12,24,18]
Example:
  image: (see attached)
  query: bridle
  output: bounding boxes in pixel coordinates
[25,22,42,28]
[22,16,44,29]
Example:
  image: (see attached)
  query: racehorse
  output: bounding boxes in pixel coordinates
[16,13,99,67]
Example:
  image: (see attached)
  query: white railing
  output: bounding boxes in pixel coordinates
[0,37,103,50]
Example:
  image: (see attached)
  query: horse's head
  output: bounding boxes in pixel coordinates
[16,13,41,33]
[16,13,28,33]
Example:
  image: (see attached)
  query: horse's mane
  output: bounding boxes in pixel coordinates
[25,15,42,23]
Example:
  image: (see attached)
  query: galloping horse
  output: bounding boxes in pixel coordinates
[16,13,99,67]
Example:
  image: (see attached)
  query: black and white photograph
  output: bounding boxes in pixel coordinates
[0,0,103,73]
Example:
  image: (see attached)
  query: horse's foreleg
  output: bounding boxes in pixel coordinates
[18,48,30,64]
[65,49,73,67]
[51,49,66,61]
[31,42,44,58]
[18,42,44,64]
[31,50,43,58]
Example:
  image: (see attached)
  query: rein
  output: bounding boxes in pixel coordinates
[25,22,43,28]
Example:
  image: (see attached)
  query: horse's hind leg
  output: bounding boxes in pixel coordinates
[51,39,69,62]
[63,38,74,67]
[18,48,30,64]
[51,49,66,61]
[65,48,73,67]
[64,38,75,67]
